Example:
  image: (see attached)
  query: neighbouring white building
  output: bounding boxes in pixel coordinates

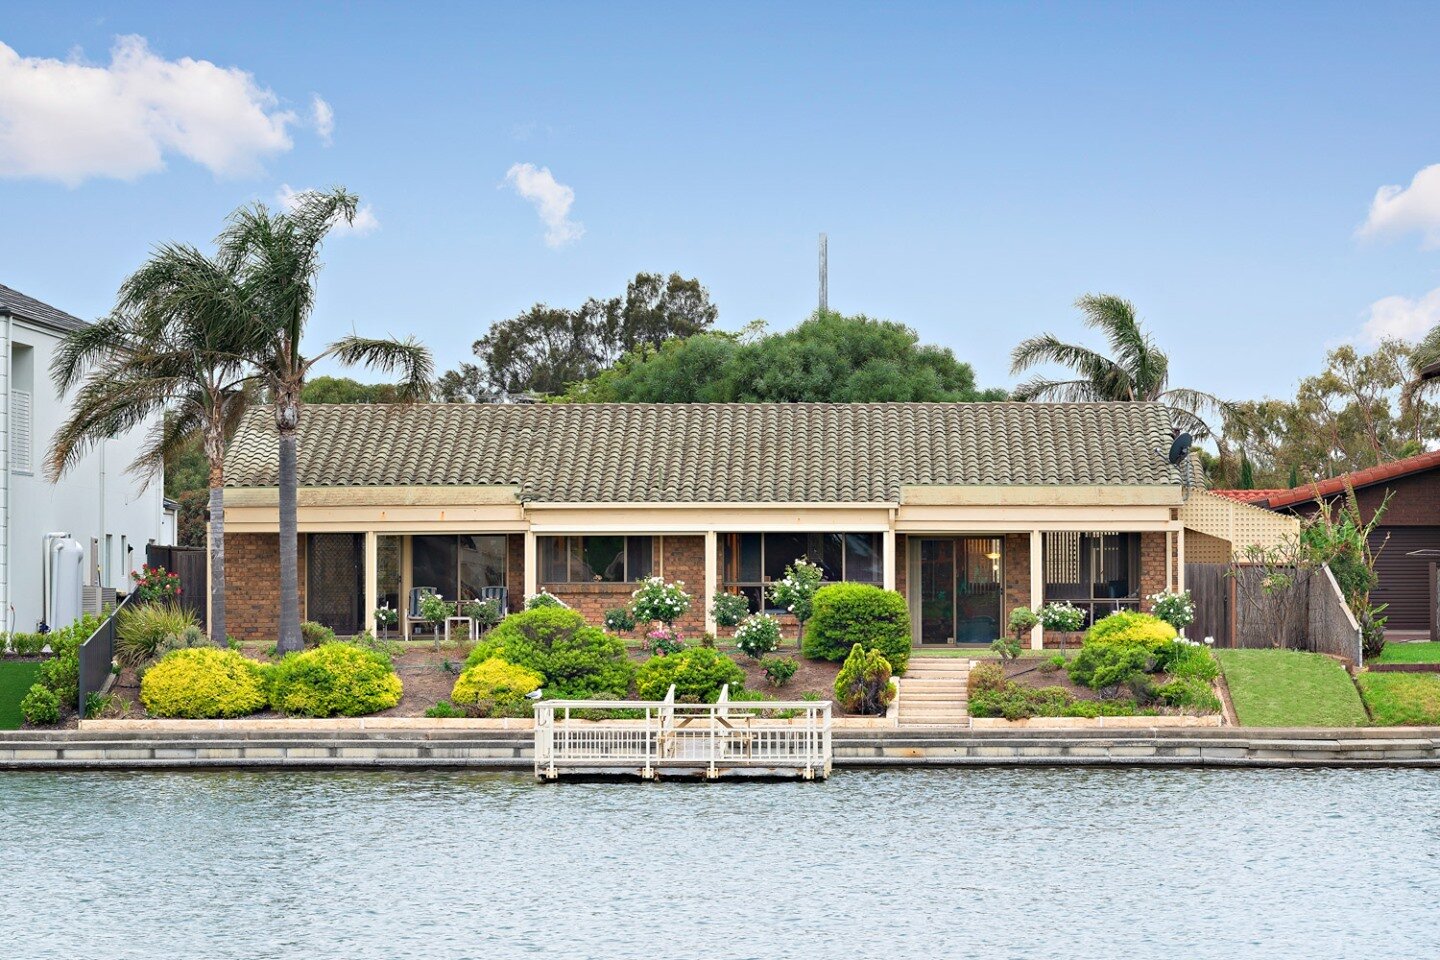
[0,283,172,633]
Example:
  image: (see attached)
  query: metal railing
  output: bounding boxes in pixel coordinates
[534,684,832,781]
[76,594,132,714]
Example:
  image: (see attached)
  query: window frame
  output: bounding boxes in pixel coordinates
[722,531,884,614]
[1041,531,1142,624]
[537,535,654,584]
[410,533,508,602]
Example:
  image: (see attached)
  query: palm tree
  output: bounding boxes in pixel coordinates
[216,188,432,653]
[49,244,265,644]
[1010,293,1228,438]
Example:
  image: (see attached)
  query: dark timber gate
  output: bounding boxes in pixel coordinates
[1186,562,1233,646]
[145,544,207,628]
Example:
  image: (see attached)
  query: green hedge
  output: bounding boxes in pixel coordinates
[467,607,635,699]
[636,647,745,702]
[140,648,269,719]
[267,642,403,717]
[802,583,911,672]
[451,658,543,717]
[1083,611,1177,650]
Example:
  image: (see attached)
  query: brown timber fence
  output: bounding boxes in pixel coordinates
[1188,561,1364,665]
[145,544,207,628]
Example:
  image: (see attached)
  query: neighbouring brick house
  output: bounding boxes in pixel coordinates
[219,401,1214,648]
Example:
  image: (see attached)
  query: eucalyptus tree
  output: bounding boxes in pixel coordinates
[216,188,432,652]
[49,244,264,644]
[1010,294,1227,438]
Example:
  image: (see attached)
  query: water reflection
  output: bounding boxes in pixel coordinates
[1,768,1437,959]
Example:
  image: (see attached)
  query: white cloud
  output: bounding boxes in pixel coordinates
[1359,287,1440,344]
[275,184,379,237]
[311,94,334,146]
[1358,163,1440,248]
[504,162,584,248]
[0,35,300,186]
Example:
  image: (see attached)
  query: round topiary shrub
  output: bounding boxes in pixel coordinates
[1083,611,1177,651]
[140,648,269,719]
[450,658,544,717]
[466,607,634,699]
[267,642,403,717]
[636,647,746,702]
[833,643,895,715]
[20,683,61,725]
[802,583,911,672]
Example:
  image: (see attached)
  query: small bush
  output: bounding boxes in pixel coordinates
[967,662,1007,696]
[1156,641,1220,682]
[1067,642,1154,692]
[990,636,1021,660]
[525,590,567,609]
[636,647,745,702]
[734,613,782,659]
[760,655,798,688]
[1007,606,1039,640]
[301,620,338,649]
[35,613,103,706]
[451,658,543,717]
[603,606,637,633]
[1084,611,1177,651]
[9,632,46,657]
[467,607,634,699]
[643,627,686,656]
[348,629,405,660]
[802,583,911,672]
[1156,676,1221,712]
[425,699,465,719]
[969,680,1151,720]
[711,592,750,629]
[267,642,403,717]
[20,683,60,725]
[834,643,894,715]
[140,648,269,719]
[1038,655,1065,673]
[461,598,504,628]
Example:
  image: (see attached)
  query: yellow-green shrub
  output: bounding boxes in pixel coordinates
[140,648,268,719]
[1083,611,1177,651]
[267,642,403,717]
[450,658,543,717]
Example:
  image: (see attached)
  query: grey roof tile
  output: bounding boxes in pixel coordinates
[0,282,88,334]
[225,402,1183,501]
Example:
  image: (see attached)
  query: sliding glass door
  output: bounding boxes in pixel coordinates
[915,537,1003,644]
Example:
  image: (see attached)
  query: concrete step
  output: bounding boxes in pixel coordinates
[904,694,969,704]
[904,680,969,689]
[897,717,971,726]
[904,671,970,680]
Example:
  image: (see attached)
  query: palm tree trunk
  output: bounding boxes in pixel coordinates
[276,394,302,653]
[208,485,227,646]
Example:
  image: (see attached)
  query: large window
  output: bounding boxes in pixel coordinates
[722,532,883,613]
[539,536,654,583]
[412,534,508,601]
[1043,531,1140,624]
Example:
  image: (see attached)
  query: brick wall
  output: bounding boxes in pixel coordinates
[505,534,524,613]
[1139,531,1168,610]
[224,533,304,642]
[543,535,712,638]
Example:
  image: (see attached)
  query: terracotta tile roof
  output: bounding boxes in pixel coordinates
[1254,448,1440,510]
[225,402,1184,502]
[1209,489,1291,504]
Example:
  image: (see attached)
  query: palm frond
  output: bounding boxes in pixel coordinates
[1009,376,1107,403]
[323,335,435,400]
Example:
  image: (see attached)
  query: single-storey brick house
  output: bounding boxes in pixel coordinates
[220,401,1223,648]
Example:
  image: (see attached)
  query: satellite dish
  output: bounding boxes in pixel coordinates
[1167,432,1193,465]
[1154,431,1196,500]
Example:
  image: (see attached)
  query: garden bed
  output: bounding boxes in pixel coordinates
[79,639,850,728]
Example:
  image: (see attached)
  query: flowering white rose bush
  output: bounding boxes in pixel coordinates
[631,577,691,626]
[524,590,568,610]
[733,613,782,660]
[769,558,823,624]
[1147,590,1195,631]
[1038,601,1086,634]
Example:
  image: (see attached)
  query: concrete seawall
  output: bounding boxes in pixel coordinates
[3,726,1440,769]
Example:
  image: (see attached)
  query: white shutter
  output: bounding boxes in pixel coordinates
[11,389,32,473]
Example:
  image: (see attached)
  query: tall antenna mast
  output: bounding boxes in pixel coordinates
[818,232,828,312]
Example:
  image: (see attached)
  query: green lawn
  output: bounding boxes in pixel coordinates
[0,661,42,729]
[1372,642,1440,665]
[1356,673,1440,725]
[1214,649,1369,727]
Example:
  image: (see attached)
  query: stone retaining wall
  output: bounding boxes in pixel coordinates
[6,727,1440,769]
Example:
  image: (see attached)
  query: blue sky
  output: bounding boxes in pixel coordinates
[3,2,1440,400]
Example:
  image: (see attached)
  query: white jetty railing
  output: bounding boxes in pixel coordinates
[533,685,832,781]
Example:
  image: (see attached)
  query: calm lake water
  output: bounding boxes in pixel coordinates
[2,767,1438,959]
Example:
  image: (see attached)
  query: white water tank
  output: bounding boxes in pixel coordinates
[46,535,85,631]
